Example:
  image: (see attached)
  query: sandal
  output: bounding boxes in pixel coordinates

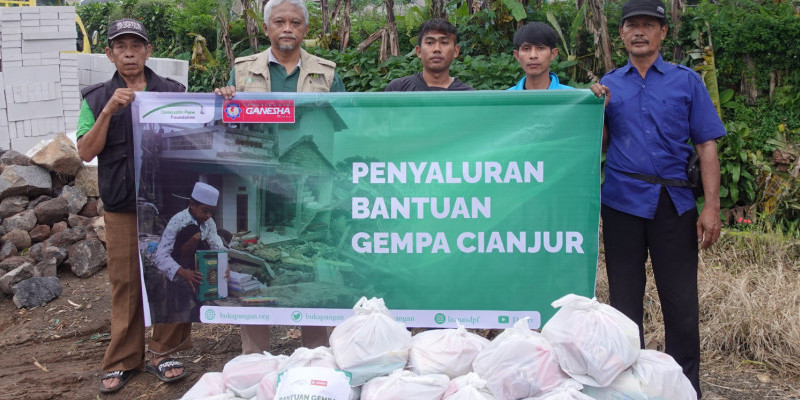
[99,369,138,393]
[146,358,187,383]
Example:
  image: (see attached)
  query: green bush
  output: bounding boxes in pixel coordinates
[77,1,117,53]
[679,0,800,93]
[169,0,220,52]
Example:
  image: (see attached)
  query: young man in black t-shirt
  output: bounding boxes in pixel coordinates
[384,19,474,91]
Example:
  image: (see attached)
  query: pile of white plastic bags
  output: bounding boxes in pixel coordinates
[180,294,697,400]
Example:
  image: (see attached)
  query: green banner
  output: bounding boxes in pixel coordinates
[132,90,604,329]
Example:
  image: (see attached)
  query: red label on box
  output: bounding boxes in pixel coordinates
[222,99,295,123]
[311,380,328,386]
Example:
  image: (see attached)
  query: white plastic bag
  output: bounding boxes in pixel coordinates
[181,372,227,399]
[222,352,287,398]
[524,380,593,400]
[472,318,569,399]
[183,395,239,400]
[582,350,697,400]
[442,373,496,400]
[273,367,352,400]
[581,368,646,400]
[409,325,490,378]
[361,369,450,400]
[282,346,339,370]
[329,297,412,385]
[255,371,279,400]
[633,350,697,400]
[541,294,640,387]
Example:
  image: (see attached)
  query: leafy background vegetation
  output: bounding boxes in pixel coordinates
[76,0,800,237]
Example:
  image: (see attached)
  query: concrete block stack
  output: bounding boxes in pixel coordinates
[77,53,190,91]
[0,6,80,153]
[0,71,6,147]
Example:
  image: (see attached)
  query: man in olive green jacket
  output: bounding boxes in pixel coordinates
[214,0,343,354]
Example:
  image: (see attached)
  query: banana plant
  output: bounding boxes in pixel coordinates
[500,0,526,22]
[188,33,218,71]
[688,46,723,118]
[403,0,431,36]
[546,2,586,82]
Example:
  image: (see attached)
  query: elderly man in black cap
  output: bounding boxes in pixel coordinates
[213,0,340,355]
[590,0,726,397]
[76,18,190,393]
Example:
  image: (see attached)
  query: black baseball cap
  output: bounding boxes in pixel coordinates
[108,18,149,42]
[621,0,667,22]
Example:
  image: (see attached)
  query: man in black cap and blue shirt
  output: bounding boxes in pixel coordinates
[590,0,725,396]
[76,18,191,393]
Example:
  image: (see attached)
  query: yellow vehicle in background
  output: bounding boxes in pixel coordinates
[71,13,95,53]
[0,0,96,53]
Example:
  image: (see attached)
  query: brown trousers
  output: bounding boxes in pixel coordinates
[102,211,192,372]
[240,325,330,354]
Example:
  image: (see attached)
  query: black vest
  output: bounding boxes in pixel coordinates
[81,67,184,212]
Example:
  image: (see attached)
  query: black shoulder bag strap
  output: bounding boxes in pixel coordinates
[623,152,703,198]
[623,172,693,188]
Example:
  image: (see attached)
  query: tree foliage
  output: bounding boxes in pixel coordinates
[77,0,800,236]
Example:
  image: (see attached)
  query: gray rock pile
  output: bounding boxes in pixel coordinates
[0,133,104,308]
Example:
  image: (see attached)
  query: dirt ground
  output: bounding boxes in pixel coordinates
[0,268,798,400]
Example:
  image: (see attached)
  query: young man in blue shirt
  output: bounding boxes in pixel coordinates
[508,22,572,90]
[590,0,725,397]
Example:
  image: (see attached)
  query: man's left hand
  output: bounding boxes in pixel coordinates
[589,83,610,107]
[695,140,722,250]
[697,207,721,249]
[214,86,236,100]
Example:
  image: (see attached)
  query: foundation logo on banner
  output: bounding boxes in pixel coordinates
[140,101,215,123]
[222,99,295,123]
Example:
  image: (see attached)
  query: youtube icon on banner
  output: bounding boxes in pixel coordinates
[222,99,295,123]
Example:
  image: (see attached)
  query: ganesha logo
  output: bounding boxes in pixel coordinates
[224,102,242,120]
[204,309,216,321]
[434,313,446,325]
[222,99,295,123]
[291,311,303,322]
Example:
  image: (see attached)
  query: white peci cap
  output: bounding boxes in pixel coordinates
[191,182,219,207]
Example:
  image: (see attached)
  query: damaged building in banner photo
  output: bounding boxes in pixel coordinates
[137,102,368,322]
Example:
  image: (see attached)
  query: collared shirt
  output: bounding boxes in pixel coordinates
[226,50,345,92]
[153,208,225,280]
[268,48,300,68]
[507,72,573,90]
[600,54,726,219]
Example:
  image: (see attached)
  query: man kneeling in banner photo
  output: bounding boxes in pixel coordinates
[153,182,227,322]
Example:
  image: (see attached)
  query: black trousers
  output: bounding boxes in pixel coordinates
[601,188,701,398]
